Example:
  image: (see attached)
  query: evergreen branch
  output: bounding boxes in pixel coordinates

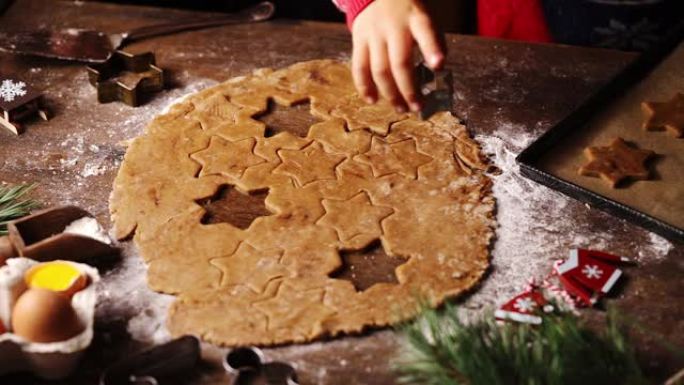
[395,304,645,385]
[0,184,39,235]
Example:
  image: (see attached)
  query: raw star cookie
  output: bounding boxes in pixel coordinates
[110,60,496,346]
[578,137,654,187]
[641,92,684,138]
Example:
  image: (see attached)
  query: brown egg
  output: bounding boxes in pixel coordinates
[11,288,84,343]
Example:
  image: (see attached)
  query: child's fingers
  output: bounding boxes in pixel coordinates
[388,30,420,112]
[410,12,444,69]
[352,39,376,103]
[370,38,405,111]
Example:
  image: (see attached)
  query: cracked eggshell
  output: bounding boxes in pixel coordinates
[0,258,99,379]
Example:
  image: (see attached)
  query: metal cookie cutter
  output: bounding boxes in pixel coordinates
[225,347,299,385]
[416,62,454,120]
[86,50,164,107]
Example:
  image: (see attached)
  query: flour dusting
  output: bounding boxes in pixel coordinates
[97,244,174,344]
[92,80,217,344]
[63,216,111,245]
[463,122,673,309]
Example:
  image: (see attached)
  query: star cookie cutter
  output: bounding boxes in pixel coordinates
[416,62,453,120]
[86,50,164,107]
[0,77,49,135]
[224,347,299,385]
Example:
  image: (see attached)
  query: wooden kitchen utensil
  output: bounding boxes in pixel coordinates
[0,206,116,265]
[0,1,275,63]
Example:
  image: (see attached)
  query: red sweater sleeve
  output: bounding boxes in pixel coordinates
[333,0,375,29]
[477,0,552,42]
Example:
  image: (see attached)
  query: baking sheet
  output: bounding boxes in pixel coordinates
[538,42,684,231]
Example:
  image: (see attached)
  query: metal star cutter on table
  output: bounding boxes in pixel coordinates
[86,50,164,107]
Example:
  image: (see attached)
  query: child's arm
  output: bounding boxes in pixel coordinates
[335,0,445,112]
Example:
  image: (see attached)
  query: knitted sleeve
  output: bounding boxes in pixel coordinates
[332,0,375,28]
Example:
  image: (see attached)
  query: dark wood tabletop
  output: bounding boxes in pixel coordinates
[0,1,682,384]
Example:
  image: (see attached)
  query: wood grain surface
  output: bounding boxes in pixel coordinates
[0,1,682,384]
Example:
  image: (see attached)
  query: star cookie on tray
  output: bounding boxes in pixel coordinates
[641,92,684,138]
[578,137,654,188]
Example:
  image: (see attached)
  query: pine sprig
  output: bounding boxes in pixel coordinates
[0,184,39,235]
[395,305,645,385]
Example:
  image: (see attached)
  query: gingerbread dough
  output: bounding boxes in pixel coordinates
[641,92,684,138]
[110,60,495,346]
[578,137,654,187]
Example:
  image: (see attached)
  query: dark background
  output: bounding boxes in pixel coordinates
[0,0,477,33]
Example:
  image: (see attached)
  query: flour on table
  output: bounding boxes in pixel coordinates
[462,122,673,311]
[97,243,174,344]
[63,216,112,245]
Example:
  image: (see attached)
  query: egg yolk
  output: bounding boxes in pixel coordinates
[24,262,87,296]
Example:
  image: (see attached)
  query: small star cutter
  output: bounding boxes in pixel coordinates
[578,137,654,188]
[86,50,164,107]
[416,62,453,120]
[0,77,49,135]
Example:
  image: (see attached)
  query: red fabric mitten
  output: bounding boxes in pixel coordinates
[477,0,552,42]
[555,249,627,306]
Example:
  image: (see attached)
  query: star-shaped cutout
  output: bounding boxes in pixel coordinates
[191,136,266,180]
[189,93,242,130]
[641,93,684,138]
[307,118,371,155]
[318,191,394,249]
[578,137,654,187]
[355,137,432,179]
[273,141,346,186]
[210,242,290,293]
[253,281,336,338]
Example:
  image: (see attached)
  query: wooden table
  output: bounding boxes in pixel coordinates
[1,1,682,384]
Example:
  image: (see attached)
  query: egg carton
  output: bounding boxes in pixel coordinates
[0,258,99,379]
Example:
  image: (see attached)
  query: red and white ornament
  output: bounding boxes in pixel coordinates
[554,249,629,306]
[495,287,551,325]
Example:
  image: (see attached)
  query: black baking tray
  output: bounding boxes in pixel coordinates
[516,21,684,244]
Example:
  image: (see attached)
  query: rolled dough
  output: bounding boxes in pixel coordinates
[110,60,495,346]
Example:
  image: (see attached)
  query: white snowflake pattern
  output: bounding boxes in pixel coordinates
[582,264,603,280]
[0,79,27,102]
[513,297,536,312]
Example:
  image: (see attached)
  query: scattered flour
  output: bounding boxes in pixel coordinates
[100,114,675,344]
[461,122,674,310]
[92,81,219,344]
[63,216,111,245]
[97,244,174,344]
[69,77,670,345]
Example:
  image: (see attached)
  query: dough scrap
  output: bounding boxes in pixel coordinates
[110,60,495,346]
[641,92,684,138]
[578,137,654,187]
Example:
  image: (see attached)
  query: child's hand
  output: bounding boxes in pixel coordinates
[351,0,444,112]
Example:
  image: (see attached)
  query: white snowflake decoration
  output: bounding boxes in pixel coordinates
[0,79,27,102]
[513,297,536,312]
[582,264,603,280]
